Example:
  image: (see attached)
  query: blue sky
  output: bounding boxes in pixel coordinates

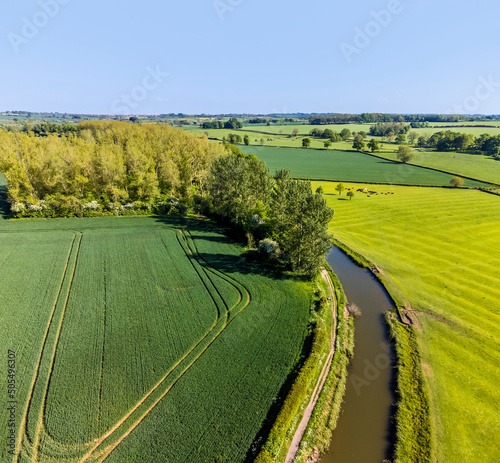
[1,0,499,115]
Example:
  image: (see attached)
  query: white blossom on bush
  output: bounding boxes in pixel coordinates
[123,203,135,210]
[251,214,265,228]
[168,196,179,207]
[258,238,281,259]
[28,204,43,212]
[11,202,25,212]
[83,201,100,210]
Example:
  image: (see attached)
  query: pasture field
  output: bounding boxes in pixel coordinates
[0,215,310,463]
[239,145,488,187]
[312,181,500,463]
[374,149,500,185]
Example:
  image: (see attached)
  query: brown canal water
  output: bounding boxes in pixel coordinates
[320,247,396,463]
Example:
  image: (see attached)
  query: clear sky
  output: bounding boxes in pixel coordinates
[1,0,499,115]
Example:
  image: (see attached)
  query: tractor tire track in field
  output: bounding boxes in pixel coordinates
[16,233,83,462]
[285,269,338,463]
[79,228,251,463]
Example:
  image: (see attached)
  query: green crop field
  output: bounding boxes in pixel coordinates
[0,212,309,462]
[239,145,488,187]
[313,182,500,463]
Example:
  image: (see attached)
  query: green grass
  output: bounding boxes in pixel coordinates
[313,182,500,463]
[373,149,500,185]
[191,127,500,185]
[238,145,488,187]
[0,215,310,463]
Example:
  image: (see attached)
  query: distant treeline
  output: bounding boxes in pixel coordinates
[309,113,497,125]
[418,131,500,157]
[367,123,500,158]
[201,117,243,130]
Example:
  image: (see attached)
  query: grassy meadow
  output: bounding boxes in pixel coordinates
[313,181,500,463]
[0,215,310,463]
[239,145,488,187]
[375,149,500,185]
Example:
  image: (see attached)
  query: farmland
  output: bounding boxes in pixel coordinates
[0,214,310,462]
[313,182,500,463]
[238,145,489,187]
[373,149,500,185]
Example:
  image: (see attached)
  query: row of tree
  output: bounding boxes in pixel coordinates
[309,113,482,125]
[200,117,243,130]
[418,131,500,157]
[0,121,227,215]
[207,153,333,277]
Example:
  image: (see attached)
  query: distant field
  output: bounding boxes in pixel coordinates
[412,125,500,137]
[0,215,309,463]
[239,145,488,187]
[376,149,500,185]
[189,127,500,185]
[314,182,500,463]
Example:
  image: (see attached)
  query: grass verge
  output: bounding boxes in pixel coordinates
[293,267,354,462]
[254,267,351,463]
[386,312,432,463]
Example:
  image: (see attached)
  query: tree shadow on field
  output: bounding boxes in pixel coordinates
[0,184,11,219]
[154,215,299,282]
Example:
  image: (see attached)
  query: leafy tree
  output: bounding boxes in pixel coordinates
[269,169,333,277]
[352,139,365,151]
[407,131,418,145]
[324,141,332,149]
[302,138,311,148]
[291,128,299,137]
[367,139,380,152]
[395,134,407,144]
[227,133,242,144]
[450,176,464,188]
[397,145,414,163]
[335,183,345,195]
[244,134,250,145]
[347,190,354,200]
[224,117,243,129]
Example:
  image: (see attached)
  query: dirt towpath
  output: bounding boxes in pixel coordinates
[284,269,338,463]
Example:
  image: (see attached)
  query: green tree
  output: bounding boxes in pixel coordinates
[244,134,250,145]
[340,128,351,141]
[347,190,355,200]
[352,139,365,151]
[450,176,464,188]
[302,138,311,148]
[291,128,299,137]
[335,182,345,195]
[367,139,380,152]
[324,141,332,149]
[408,131,418,145]
[397,145,414,163]
[395,134,407,144]
[269,170,333,277]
